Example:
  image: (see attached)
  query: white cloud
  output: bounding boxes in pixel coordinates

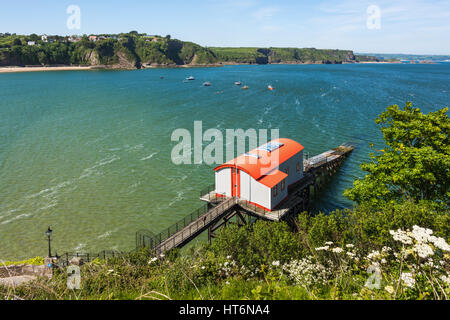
[252,7,281,21]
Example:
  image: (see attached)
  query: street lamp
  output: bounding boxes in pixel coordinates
[45,226,53,258]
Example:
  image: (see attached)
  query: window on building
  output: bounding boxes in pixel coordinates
[296,162,301,173]
[281,180,286,191]
[273,185,278,197]
[285,167,290,175]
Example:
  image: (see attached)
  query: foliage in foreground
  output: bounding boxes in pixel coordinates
[344,102,449,208]
[1,201,448,300]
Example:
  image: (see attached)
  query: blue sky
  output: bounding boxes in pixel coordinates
[1,0,449,54]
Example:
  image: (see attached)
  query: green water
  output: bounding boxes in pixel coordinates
[0,64,449,260]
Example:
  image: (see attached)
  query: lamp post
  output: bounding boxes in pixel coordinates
[45,226,53,258]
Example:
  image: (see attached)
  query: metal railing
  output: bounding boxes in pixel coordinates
[57,251,123,268]
[139,198,237,252]
[200,184,215,197]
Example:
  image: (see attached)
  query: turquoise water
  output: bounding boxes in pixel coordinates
[0,64,449,260]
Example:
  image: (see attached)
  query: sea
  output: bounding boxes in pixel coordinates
[0,63,448,260]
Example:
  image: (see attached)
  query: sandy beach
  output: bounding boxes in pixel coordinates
[0,66,95,73]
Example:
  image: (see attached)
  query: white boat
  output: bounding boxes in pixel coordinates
[235,81,242,86]
[186,76,195,81]
[203,82,211,87]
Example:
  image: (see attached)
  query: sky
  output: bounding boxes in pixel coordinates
[0,0,449,55]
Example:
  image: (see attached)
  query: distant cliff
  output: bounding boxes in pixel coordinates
[210,47,360,65]
[0,32,377,68]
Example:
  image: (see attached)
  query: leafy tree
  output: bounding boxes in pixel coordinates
[344,102,449,208]
[13,38,22,46]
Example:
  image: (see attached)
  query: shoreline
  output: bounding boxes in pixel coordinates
[0,61,405,74]
[0,66,97,73]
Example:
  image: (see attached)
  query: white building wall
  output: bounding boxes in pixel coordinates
[279,151,303,186]
[239,171,251,201]
[250,179,271,210]
[215,168,231,197]
[270,180,288,209]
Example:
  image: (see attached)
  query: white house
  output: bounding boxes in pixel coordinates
[41,35,48,42]
[27,41,36,46]
[214,138,304,211]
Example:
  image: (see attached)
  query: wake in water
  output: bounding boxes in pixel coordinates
[141,152,159,161]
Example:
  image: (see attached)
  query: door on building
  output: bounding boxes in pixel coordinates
[231,168,240,198]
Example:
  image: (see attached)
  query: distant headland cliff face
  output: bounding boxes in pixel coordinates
[0,31,380,69]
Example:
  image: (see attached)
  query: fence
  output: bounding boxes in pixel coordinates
[199,184,216,201]
[154,198,237,253]
[137,198,237,252]
[137,203,209,251]
[56,251,124,268]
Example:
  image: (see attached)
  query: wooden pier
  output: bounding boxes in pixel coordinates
[137,143,356,254]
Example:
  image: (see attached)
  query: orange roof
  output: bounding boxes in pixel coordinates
[214,138,304,181]
[258,170,288,188]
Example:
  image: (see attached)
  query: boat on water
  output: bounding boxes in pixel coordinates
[186,76,195,81]
[203,82,211,87]
[235,81,242,86]
[268,85,274,91]
[242,85,249,90]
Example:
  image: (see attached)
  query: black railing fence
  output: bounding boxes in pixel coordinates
[200,184,215,197]
[136,203,210,251]
[57,251,124,268]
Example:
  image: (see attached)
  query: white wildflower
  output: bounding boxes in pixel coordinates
[429,236,450,252]
[367,250,381,260]
[325,242,334,246]
[385,285,394,294]
[409,226,433,243]
[315,246,330,251]
[382,246,392,253]
[332,247,344,254]
[272,261,280,267]
[346,244,355,249]
[441,275,450,286]
[413,243,434,259]
[401,273,416,288]
[148,257,158,264]
[390,229,413,245]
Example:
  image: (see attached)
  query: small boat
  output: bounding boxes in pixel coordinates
[203,82,211,87]
[186,76,195,81]
[268,85,274,91]
[242,85,249,90]
[235,81,242,86]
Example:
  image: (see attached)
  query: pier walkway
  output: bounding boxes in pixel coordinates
[137,142,356,254]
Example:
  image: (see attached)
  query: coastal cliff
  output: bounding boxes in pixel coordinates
[0,32,378,69]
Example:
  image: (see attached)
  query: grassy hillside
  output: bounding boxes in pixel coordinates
[210,47,359,64]
[0,32,376,68]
